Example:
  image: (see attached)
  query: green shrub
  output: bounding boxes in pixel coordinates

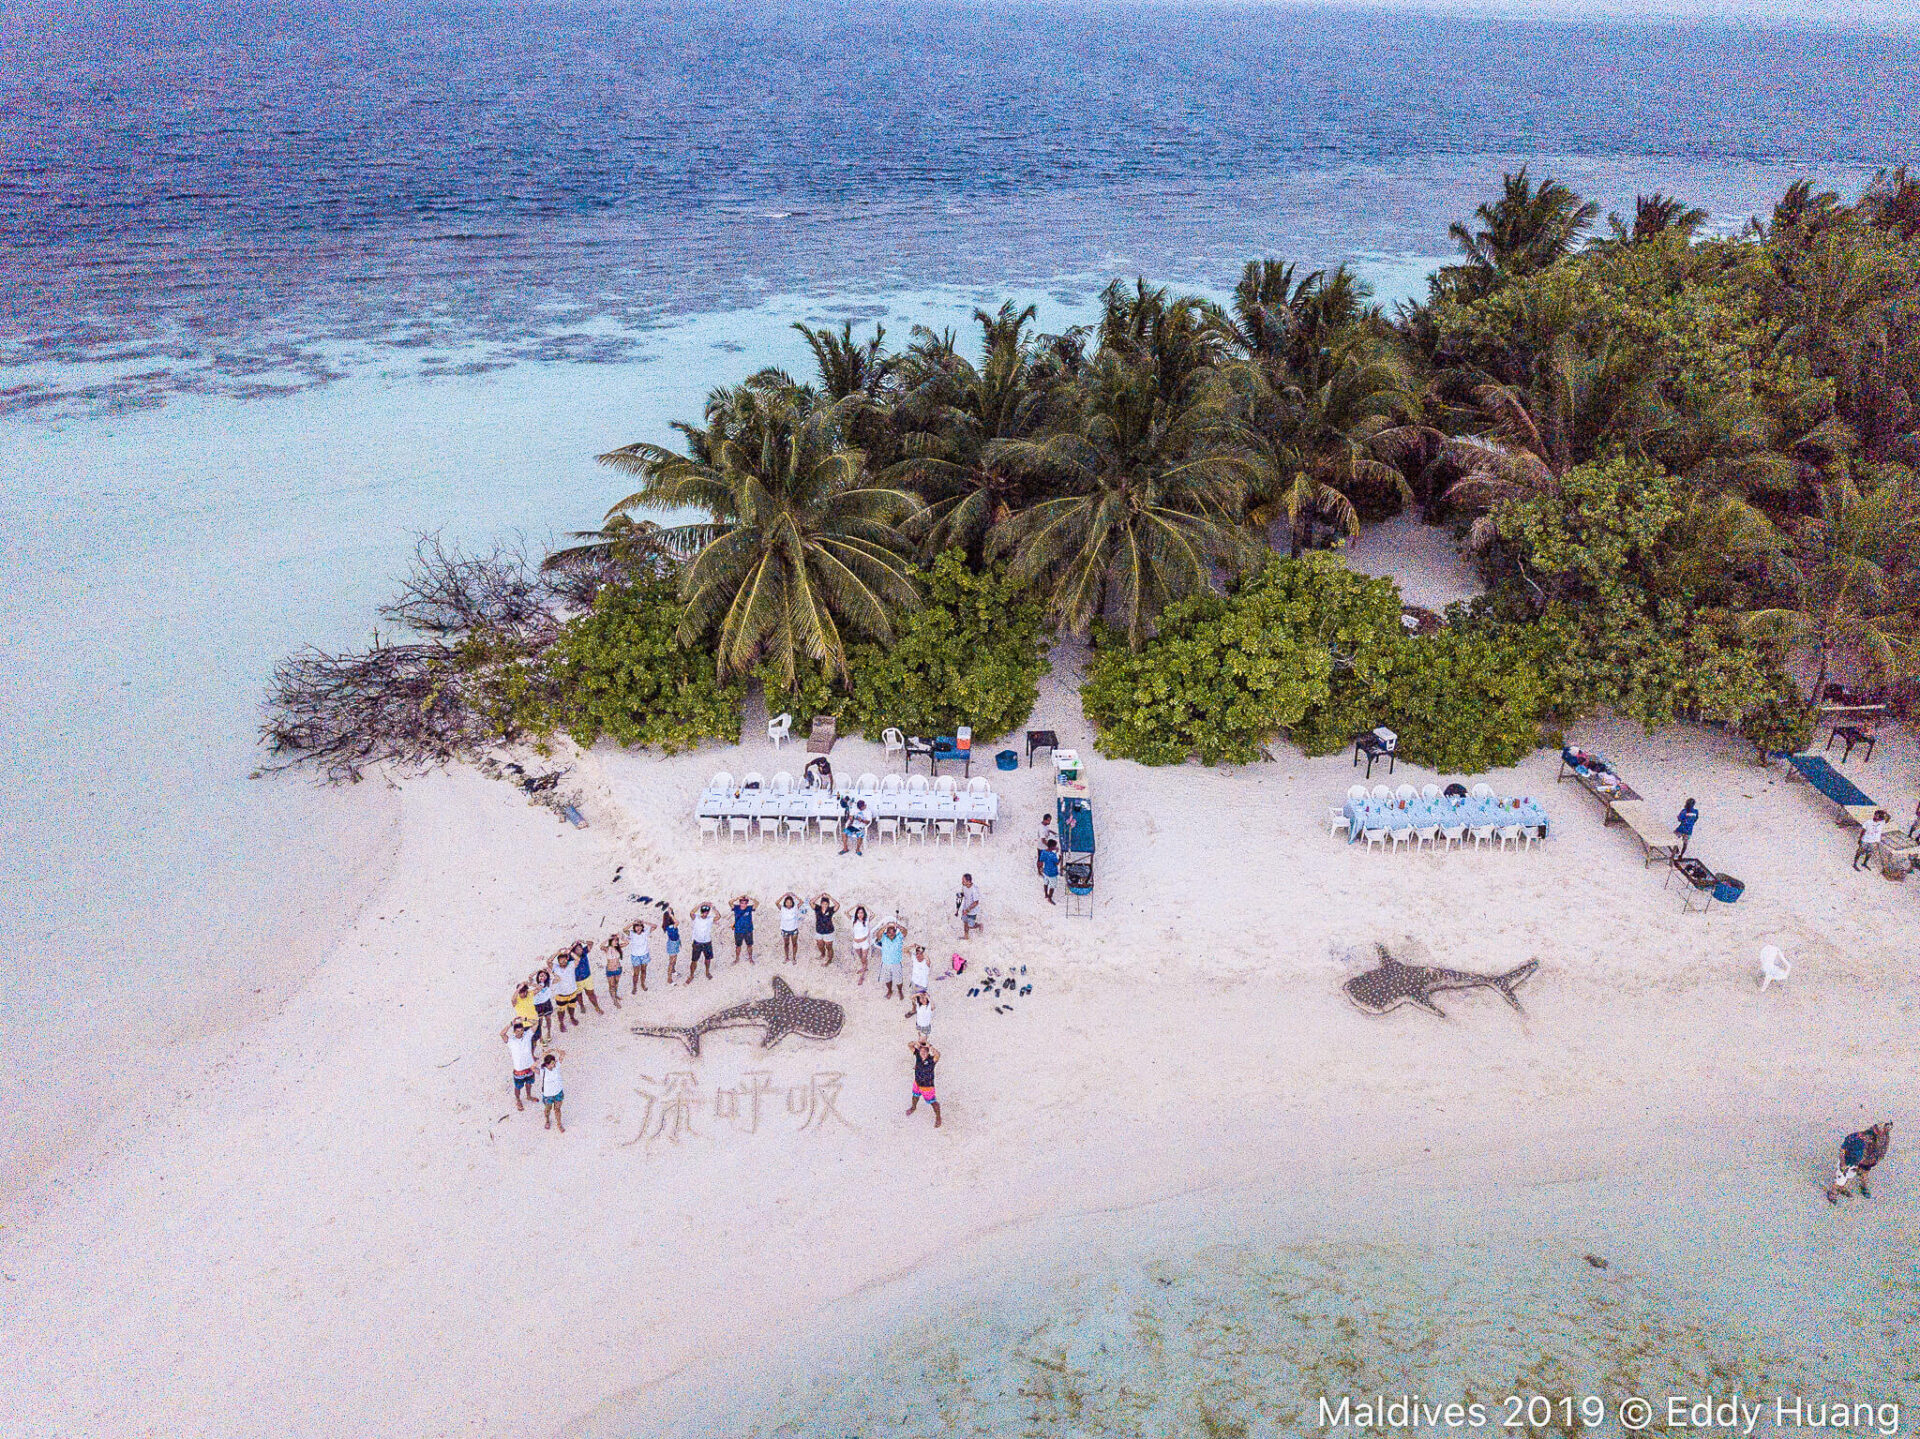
[516,579,745,750]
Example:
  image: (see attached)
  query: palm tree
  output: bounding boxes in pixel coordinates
[791,320,894,400]
[540,515,692,576]
[597,385,920,684]
[1096,278,1230,403]
[1740,473,1920,701]
[1437,168,1600,300]
[1858,166,1920,241]
[988,350,1261,646]
[1604,193,1709,246]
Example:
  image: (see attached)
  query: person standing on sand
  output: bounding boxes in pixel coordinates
[906,990,934,1039]
[812,892,839,964]
[850,906,872,984]
[779,893,803,964]
[1827,1121,1893,1202]
[662,906,682,984]
[877,919,906,998]
[840,798,869,856]
[501,1019,539,1111]
[1674,799,1699,857]
[573,940,603,1016]
[512,981,541,1045]
[1036,813,1056,876]
[539,1051,567,1132]
[909,944,931,996]
[687,903,717,983]
[906,1039,942,1128]
[1039,838,1060,905]
[601,932,624,1009]
[550,950,582,1031]
[1853,810,1890,872]
[634,917,658,992]
[531,968,555,1040]
[731,894,756,964]
[957,875,982,937]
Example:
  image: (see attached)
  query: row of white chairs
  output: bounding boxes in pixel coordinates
[1330,811,1543,852]
[700,810,992,846]
[1347,781,1493,804]
[707,770,992,799]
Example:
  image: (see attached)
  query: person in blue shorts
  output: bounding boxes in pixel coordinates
[731,893,757,964]
[662,906,682,984]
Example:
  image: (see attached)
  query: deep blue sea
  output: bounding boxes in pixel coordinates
[4,0,1919,415]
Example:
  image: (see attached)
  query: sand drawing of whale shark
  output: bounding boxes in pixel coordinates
[630,977,845,1056]
[1343,945,1539,1018]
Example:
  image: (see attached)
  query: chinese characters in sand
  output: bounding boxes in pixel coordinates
[624,1070,852,1145]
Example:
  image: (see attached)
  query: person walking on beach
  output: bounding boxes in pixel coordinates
[812,892,839,965]
[531,968,555,1040]
[550,950,583,1031]
[1039,838,1060,905]
[1674,798,1699,857]
[601,932,624,1009]
[572,939,603,1016]
[501,1019,539,1111]
[1854,810,1890,872]
[877,919,907,999]
[906,1039,942,1128]
[909,944,931,996]
[850,906,872,984]
[839,798,869,856]
[779,893,803,964]
[539,1051,567,1133]
[687,902,717,984]
[906,990,934,1040]
[662,906,682,984]
[957,875,982,937]
[1826,1122,1893,1202]
[731,894,757,964]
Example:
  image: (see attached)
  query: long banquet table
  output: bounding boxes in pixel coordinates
[1342,793,1548,842]
[698,788,999,828]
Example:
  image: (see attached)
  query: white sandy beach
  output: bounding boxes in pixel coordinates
[4,642,1916,1436]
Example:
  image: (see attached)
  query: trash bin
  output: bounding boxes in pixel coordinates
[1712,874,1744,904]
[995,749,1019,772]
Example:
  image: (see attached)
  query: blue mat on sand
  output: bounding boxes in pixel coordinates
[1789,754,1873,808]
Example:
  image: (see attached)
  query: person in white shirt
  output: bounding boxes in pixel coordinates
[1035,814,1056,876]
[687,903,717,983]
[539,1050,567,1133]
[849,906,872,985]
[906,990,934,1038]
[778,893,803,964]
[549,948,582,1031]
[500,1019,538,1111]
[957,875,982,937]
[1854,809,1890,872]
[909,945,932,995]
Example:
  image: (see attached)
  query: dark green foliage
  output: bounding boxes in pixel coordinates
[515,579,745,750]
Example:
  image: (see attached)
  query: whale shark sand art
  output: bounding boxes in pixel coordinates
[630,976,845,1056]
[1343,944,1538,1018]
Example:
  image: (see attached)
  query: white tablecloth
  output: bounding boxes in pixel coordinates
[699,790,999,825]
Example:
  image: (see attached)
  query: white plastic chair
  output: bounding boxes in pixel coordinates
[934,817,958,844]
[815,813,840,845]
[882,727,905,763]
[1370,784,1393,802]
[771,770,793,794]
[876,814,899,842]
[1395,783,1417,804]
[783,805,810,843]
[967,775,990,795]
[710,771,733,794]
[1471,782,1494,799]
[856,772,879,796]
[1390,826,1414,852]
[767,712,793,747]
[1498,824,1522,851]
[728,815,752,841]
[1421,783,1440,801]
[880,773,903,795]
[1760,946,1792,991]
[1347,784,1368,802]
[758,810,782,841]
[1469,824,1495,850]
[934,776,957,798]
[1522,825,1542,851]
[1363,828,1388,852]
[1328,809,1351,839]
[964,819,988,845]
[1441,824,1465,851]
[1416,824,1439,852]
[906,774,929,794]
[741,770,765,790]
[698,814,721,842]
[905,815,929,843]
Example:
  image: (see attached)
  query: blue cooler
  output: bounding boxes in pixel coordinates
[996,749,1019,772]
[1712,874,1744,904]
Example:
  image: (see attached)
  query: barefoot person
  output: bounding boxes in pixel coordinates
[906,1038,942,1128]
[1853,810,1890,872]
[539,1051,567,1133]
[662,906,682,984]
[906,990,934,1040]
[601,932,624,1009]
[635,916,661,992]
[908,944,931,996]
[501,1019,539,1111]
[812,892,839,965]
[549,949,582,1032]
[877,919,907,999]
[1039,838,1060,905]
[839,798,869,856]
[1827,1121,1893,1202]
[850,906,872,984]
[687,902,717,984]
[531,968,555,1040]
[512,981,541,1045]
[572,939,604,1016]
[778,893,803,964]
[1674,798,1699,857]
[1035,813,1056,875]
[731,894,757,965]
[957,874,982,937]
